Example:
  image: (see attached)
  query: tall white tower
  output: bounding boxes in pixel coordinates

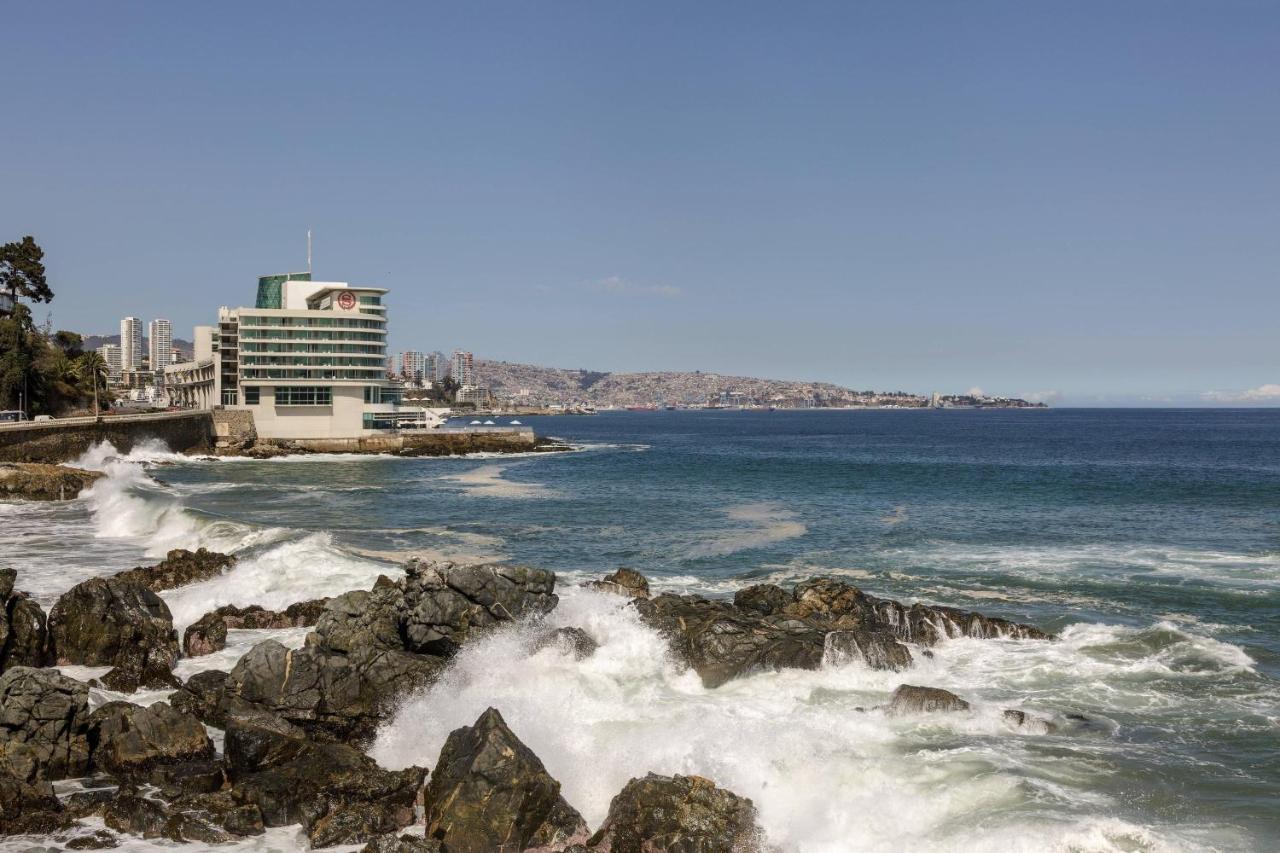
[120,317,143,371]
[149,319,172,374]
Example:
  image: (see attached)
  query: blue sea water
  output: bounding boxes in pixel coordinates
[3,409,1278,851]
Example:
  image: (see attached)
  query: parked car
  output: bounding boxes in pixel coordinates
[0,410,28,423]
[33,414,53,422]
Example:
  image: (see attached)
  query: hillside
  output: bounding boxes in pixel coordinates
[474,359,927,408]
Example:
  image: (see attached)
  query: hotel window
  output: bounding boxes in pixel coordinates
[275,386,332,406]
[364,386,381,404]
[243,386,260,405]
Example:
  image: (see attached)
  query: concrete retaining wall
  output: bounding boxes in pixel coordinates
[0,412,215,463]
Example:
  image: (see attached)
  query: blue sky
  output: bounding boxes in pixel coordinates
[3,2,1278,405]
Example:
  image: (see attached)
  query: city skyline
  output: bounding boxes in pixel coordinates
[3,3,1278,406]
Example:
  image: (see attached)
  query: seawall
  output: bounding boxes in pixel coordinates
[239,428,553,457]
[0,412,215,463]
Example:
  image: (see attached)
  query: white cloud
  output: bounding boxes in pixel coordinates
[1019,390,1064,404]
[588,276,681,298]
[1202,383,1280,404]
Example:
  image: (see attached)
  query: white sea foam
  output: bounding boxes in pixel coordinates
[687,502,807,557]
[370,588,1253,852]
[440,463,556,498]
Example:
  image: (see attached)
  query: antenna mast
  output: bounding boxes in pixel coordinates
[307,229,312,274]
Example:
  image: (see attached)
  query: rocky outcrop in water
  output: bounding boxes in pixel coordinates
[182,599,332,657]
[0,774,69,836]
[169,670,231,729]
[589,568,650,600]
[423,707,589,853]
[225,561,557,741]
[112,548,235,593]
[0,570,48,672]
[885,684,971,715]
[0,667,91,782]
[531,626,598,660]
[633,574,1048,687]
[0,463,102,501]
[47,577,180,681]
[87,701,215,781]
[586,772,764,853]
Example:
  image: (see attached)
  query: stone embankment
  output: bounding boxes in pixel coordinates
[217,430,569,458]
[0,555,1070,849]
[0,412,214,464]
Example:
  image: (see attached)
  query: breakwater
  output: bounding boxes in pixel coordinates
[0,412,214,463]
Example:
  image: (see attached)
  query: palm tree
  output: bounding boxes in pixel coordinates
[76,351,108,417]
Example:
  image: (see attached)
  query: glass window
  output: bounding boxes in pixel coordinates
[243,386,260,405]
[275,386,333,406]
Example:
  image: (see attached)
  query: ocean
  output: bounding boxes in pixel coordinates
[3,409,1277,851]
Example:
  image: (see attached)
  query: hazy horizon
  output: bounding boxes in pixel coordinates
[3,2,1277,407]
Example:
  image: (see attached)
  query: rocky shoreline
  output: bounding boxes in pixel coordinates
[0,553,1065,851]
[0,463,102,501]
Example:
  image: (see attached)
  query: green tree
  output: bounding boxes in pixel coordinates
[0,304,37,412]
[0,237,52,305]
[77,351,108,417]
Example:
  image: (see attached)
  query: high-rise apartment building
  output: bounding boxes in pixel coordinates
[120,317,143,371]
[400,351,425,382]
[100,343,123,382]
[149,319,172,376]
[426,351,446,382]
[451,350,474,386]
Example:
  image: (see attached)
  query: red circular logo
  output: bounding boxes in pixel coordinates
[337,291,357,310]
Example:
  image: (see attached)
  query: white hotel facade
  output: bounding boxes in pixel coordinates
[167,272,439,439]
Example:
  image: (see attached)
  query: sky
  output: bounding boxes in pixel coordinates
[2,2,1278,406]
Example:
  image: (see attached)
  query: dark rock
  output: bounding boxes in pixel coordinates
[1002,709,1058,734]
[215,597,332,630]
[169,669,231,728]
[0,462,102,501]
[66,830,119,849]
[886,684,971,715]
[634,574,1049,688]
[46,577,179,677]
[361,834,444,853]
[532,627,598,660]
[221,803,265,836]
[87,701,214,781]
[589,568,650,600]
[423,707,588,853]
[0,774,70,835]
[227,561,556,741]
[102,793,171,838]
[0,666,91,781]
[65,786,119,819]
[98,660,183,693]
[112,548,235,593]
[0,569,49,673]
[824,629,912,671]
[152,759,225,797]
[733,584,791,616]
[163,809,234,844]
[586,772,764,852]
[222,699,309,778]
[183,611,228,657]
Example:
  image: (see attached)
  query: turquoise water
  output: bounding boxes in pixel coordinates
[4,409,1277,851]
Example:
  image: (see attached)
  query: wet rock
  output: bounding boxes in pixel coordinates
[222,699,309,777]
[221,802,266,836]
[102,792,170,838]
[361,834,444,853]
[0,774,70,835]
[46,577,179,677]
[1002,709,1058,735]
[170,669,231,728]
[532,627,598,660]
[733,584,791,616]
[886,684,971,715]
[0,569,49,673]
[228,562,556,741]
[183,611,228,657]
[112,548,235,593]
[589,568,650,600]
[0,462,102,501]
[824,629,912,671]
[65,786,119,819]
[98,660,183,693]
[87,701,214,781]
[423,707,589,853]
[586,772,764,852]
[633,572,1048,688]
[65,829,119,849]
[217,598,332,629]
[152,759,225,797]
[0,667,91,781]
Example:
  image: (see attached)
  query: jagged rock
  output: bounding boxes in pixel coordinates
[886,685,970,715]
[102,792,170,838]
[0,667,91,781]
[532,627,598,660]
[183,611,228,657]
[112,548,235,593]
[586,772,764,852]
[0,774,70,835]
[423,707,589,853]
[733,584,791,616]
[361,834,444,852]
[0,462,102,501]
[46,577,179,677]
[65,829,119,849]
[152,759,225,797]
[65,787,119,819]
[222,699,309,778]
[217,598,332,629]
[170,670,231,728]
[633,572,1048,688]
[227,562,556,741]
[98,660,183,693]
[589,568,650,600]
[0,569,48,673]
[88,701,214,781]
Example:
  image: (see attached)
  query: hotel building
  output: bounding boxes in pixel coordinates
[148,318,172,377]
[166,271,437,439]
[120,317,143,371]
[99,343,123,382]
[451,350,474,386]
